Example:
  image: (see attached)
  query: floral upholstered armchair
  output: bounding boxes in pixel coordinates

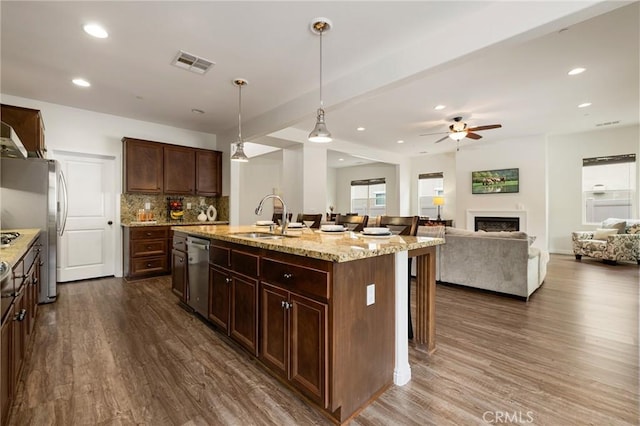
[572,218,640,265]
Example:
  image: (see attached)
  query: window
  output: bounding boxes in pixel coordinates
[418,172,444,218]
[582,154,636,223]
[350,178,386,219]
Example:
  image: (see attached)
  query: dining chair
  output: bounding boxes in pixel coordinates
[375,215,420,339]
[335,214,369,232]
[272,212,292,225]
[296,213,323,229]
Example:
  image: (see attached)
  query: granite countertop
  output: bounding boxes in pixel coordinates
[174,225,444,263]
[0,229,40,267]
[122,220,229,227]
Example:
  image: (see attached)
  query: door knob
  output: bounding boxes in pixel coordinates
[107,220,113,225]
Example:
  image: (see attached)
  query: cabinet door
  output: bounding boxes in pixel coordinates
[164,145,196,194]
[208,266,230,332]
[230,274,258,356]
[1,308,12,426]
[195,150,222,196]
[259,283,288,378]
[12,290,26,386]
[123,138,163,193]
[171,250,187,300]
[289,293,327,407]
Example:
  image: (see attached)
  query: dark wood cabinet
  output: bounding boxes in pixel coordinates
[123,138,164,193]
[260,260,328,406]
[208,242,259,355]
[11,289,26,387]
[171,250,187,300]
[123,137,222,195]
[164,146,195,194]
[196,150,222,196]
[124,226,170,279]
[0,104,46,157]
[1,305,12,426]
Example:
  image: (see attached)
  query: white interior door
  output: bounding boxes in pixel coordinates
[55,151,116,282]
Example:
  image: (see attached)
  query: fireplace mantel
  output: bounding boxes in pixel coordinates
[466,209,527,232]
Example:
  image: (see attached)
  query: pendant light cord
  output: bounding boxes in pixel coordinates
[319,28,324,109]
[237,82,243,142]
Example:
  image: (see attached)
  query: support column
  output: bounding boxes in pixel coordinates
[393,250,411,386]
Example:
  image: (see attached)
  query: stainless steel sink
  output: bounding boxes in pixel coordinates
[231,232,289,240]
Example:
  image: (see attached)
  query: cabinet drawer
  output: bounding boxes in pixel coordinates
[130,227,168,240]
[131,239,167,257]
[173,235,187,252]
[210,244,230,268]
[130,256,168,276]
[231,250,259,277]
[261,258,329,300]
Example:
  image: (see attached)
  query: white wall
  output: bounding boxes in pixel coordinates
[334,163,398,215]
[410,152,457,220]
[238,150,284,225]
[326,167,337,213]
[1,94,219,276]
[548,124,640,254]
[455,135,548,249]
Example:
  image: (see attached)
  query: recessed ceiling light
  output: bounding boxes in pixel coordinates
[72,78,91,87]
[338,158,344,162]
[83,23,108,39]
[191,108,205,114]
[434,105,446,110]
[356,127,365,131]
[397,140,404,144]
[568,67,585,76]
[578,102,592,108]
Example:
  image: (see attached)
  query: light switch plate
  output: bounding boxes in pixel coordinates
[366,284,375,306]
[144,202,151,210]
[187,202,192,209]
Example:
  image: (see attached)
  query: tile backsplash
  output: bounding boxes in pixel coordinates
[121,194,228,224]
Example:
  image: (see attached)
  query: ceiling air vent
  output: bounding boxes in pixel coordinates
[595,120,620,127]
[172,50,215,74]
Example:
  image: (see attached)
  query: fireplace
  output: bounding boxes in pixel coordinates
[475,216,520,232]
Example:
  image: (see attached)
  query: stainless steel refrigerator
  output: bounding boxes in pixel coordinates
[1,157,68,304]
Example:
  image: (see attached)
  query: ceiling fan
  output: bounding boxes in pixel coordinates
[420,116,502,143]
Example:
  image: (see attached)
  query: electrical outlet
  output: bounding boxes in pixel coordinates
[144,202,150,210]
[187,202,192,209]
[366,284,375,306]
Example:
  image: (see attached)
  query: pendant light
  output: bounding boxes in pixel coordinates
[230,78,249,162]
[308,18,332,143]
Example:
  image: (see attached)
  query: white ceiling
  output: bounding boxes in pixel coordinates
[1,1,638,168]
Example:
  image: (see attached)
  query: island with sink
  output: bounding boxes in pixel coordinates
[171,224,444,424]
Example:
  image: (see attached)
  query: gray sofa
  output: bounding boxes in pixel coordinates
[421,227,548,300]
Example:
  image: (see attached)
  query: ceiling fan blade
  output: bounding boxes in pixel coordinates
[434,135,449,143]
[419,131,447,136]
[466,132,482,140]
[467,124,502,132]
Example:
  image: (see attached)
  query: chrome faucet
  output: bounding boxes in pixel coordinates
[255,194,289,235]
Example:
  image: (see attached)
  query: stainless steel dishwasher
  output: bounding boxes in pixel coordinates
[186,236,210,316]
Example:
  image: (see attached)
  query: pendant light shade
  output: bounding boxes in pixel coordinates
[231,78,250,163]
[308,18,332,143]
[448,131,468,141]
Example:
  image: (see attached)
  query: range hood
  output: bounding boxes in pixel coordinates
[0,121,28,159]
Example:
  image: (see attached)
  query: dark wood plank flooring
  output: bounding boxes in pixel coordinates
[7,254,639,425]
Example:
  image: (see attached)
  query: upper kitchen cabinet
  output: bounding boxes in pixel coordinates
[0,104,46,157]
[123,138,164,193]
[164,145,196,194]
[195,149,222,196]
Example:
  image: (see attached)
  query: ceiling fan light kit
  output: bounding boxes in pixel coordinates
[308,18,333,143]
[230,78,250,162]
[421,115,502,145]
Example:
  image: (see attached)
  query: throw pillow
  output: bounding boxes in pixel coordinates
[593,228,618,241]
[628,224,640,234]
[527,235,537,246]
[601,218,626,234]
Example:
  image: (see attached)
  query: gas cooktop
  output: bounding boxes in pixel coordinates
[0,232,20,248]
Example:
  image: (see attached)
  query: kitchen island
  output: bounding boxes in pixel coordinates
[173,224,443,424]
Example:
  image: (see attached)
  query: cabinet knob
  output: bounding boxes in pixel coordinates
[147,245,152,250]
[179,258,184,263]
[33,278,38,284]
[14,309,27,322]
[225,277,232,284]
[146,232,152,236]
[283,273,293,280]
[281,301,291,309]
[147,263,152,267]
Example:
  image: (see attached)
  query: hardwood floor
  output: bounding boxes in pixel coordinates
[7,254,638,425]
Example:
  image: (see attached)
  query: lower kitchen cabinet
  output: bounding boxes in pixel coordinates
[209,243,259,356]
[171,249,187,301]
[124,226,170,279]
[1,306,12,426]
